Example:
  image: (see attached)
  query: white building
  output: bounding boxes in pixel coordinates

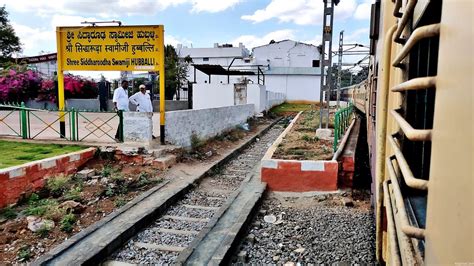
[177,43,285,113]
[177,43,252,85]
[252,40,322,102]
[178,40,322,103]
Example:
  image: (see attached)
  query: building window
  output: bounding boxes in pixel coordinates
[312,60,320,67]
[203,57,209,62]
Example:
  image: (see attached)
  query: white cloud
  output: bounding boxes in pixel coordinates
[51,15,100,28]
[165,35,192,47]
[241,0,357,25]
[354,2,372,20]
[231,29,296,49]
[190,0,242,13]
[11,14,103,56]
[0,0,241,16]
[304,35,322,46]
[11,23,55,56]
[345,27,369,42]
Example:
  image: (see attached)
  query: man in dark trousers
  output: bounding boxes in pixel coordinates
[113,80,129,141]
[98,76,109,111]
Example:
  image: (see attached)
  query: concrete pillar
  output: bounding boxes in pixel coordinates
[123,112,153,144]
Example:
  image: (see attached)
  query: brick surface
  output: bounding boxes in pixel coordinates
[0,148,96,208]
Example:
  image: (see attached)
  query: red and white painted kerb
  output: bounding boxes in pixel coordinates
[261,159,338,192]
[0,147,96,208]
[260,111,340,192]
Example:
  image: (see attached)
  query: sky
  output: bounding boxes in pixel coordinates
[0,0,373,78]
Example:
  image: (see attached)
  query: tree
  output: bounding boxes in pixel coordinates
[329,65,369,88]
[0,6,21,64]
[163,45,192,100]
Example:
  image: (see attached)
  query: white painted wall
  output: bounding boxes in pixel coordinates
[266,91,286,110]
[265,74,320,102]
[193,83,234,110]
[253,40,320,68]
[193,83,286,113]
[250,40,322,102]
[247,84,266,113]
[165,104,254,147]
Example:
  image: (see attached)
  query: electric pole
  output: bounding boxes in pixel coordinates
[337,30,343,108]
[318,0,338,129]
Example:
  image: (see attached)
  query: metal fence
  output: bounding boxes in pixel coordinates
[0,103,123,143]
[333,103,353,151]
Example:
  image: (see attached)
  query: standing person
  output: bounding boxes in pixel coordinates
[98,76,109,111]
[130,84,156,139]
[113,80,129,141]
[129,84,153,112]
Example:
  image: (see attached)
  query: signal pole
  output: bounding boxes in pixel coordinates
[337,30,344,108]
[318,0,337,129]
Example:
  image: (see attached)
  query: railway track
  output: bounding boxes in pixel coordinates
[104,122,285,265]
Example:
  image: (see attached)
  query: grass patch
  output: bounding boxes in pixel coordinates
[269,102,314,115]
[17,245,31,262]
[59,213,76,233]
[0,206,17,220]
[46,174,71,197]
[0,141,85,169]
[63,186,82,201]
[114,197,127,208]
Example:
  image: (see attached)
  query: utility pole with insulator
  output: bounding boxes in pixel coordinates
[318,0,339,130]
[337,30,343,108]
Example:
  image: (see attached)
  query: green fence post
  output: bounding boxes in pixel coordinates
[20,102,28,139]
[71,108,76,141]
[118,110,124,142]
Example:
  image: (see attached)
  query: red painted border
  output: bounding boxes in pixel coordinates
[261,160,338,192]
[0,148,96,208]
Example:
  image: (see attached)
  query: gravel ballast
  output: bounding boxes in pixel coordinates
[232,192,376,264]
[108,124,285,264]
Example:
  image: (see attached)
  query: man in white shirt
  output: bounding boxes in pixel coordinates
[129,84,153,112]
[112,80,129,141]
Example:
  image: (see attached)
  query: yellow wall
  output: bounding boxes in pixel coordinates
[424,1,474,264]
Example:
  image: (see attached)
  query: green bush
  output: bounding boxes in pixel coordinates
[17,245,31,262]
[23,198,60,218]
[114,197,127,208]
[36,227,51,238]
[46,174,70,197]
[64,186,82,201]
[0,207,17,220]
[101,165,112,177]
[190,133,203,150]
[60,213,76,233]
[105,186,115,197]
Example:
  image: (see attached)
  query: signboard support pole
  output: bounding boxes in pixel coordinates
[56,29,66,138]
[159,29,166,145]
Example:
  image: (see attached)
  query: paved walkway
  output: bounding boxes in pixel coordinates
[0,110,161,144]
